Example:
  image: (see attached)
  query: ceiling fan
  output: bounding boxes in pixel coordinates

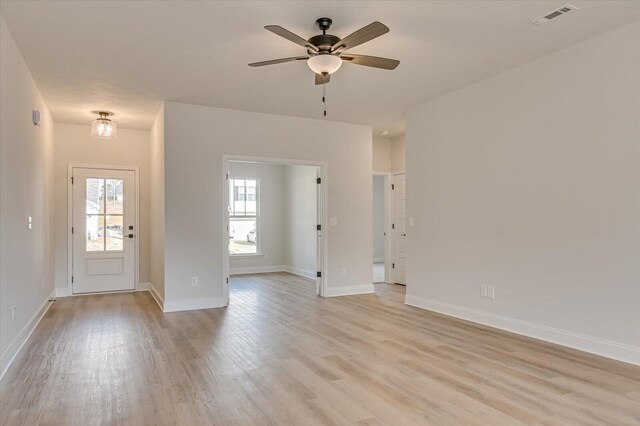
[249,17,400,85]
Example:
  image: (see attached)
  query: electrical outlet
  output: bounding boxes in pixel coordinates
[480,285,488,298]
[488,286,496,299]
[191,276,198,286]
[27,216,32,230]
[329,218,338,227]
[340,267,346,277]
[11,305,16,322]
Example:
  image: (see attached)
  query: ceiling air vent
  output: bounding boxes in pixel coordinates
[531,4,578,26]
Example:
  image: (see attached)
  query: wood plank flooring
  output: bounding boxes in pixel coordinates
[1,272,638,425]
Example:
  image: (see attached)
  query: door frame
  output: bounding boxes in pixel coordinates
[222,155,328,305]
[372,172,393,283]
[67,163,140,296]
[391,171,406,285]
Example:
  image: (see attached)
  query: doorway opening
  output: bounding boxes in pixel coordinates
[222,156,326,305]
[372,174,389,283]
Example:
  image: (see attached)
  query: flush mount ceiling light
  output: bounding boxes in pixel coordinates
[91,111,117,139]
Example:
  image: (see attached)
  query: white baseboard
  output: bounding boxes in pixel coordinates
[0,290,55,381]
[404,294,640,366]
[163,296,226,313]
[55,287,68,298]
[373,257,385,263]
[147,282,164,311]
[137,282,150,291]
[283,265,316,280]
[325,284,375,297]
[230,265,285,275]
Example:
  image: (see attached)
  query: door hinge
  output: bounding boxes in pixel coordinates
[391,184,394,190]
[317,271,322,278]
[392,223,395,229]
[317,177,321,184]
[392,263,395,269]
[71,276,74,283]
[71,177,74,184]
[317,224,321,231]
[226,277,229,284]
[72,227,74,234]
[226,172,229,180]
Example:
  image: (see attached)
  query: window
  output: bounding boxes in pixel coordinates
[86,178,124,251]
[229,178,258,255]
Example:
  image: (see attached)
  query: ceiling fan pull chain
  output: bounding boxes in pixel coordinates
[323,83,327,117]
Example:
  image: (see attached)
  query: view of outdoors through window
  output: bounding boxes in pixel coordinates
[229,178,257,254]
[86,178,124,251]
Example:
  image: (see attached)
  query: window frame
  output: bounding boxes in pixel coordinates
[228,177,261,257]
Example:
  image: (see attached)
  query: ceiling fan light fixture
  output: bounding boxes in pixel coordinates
[307,54,342,75]
[91,111,117,139]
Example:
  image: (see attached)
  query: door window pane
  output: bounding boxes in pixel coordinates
[85,177,125,252]
[105,179,124,214]
[105,215,123,251]
[86,178,103,214]
[86,214,104,251]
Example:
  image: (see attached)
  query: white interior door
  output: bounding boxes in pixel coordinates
[392,173,406,285]
[72,168,135,294]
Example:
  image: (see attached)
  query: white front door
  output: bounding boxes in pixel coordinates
[72,168,135,294]
[392,173,406,285]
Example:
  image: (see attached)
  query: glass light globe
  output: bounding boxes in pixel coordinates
[307,54,342,75]
[91,113,117,139]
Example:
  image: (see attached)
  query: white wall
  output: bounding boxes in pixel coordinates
[149,106,165,302]
[404,21,640,365]
[372,175,386,262]
[391,135,405,173]
[372,136,391,173]
[284,165,317,278]
[52,123,151,295]
[162,101,372,309]
[229,162,286,273]
[0,16,55,376]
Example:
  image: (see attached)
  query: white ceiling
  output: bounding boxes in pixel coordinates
[2,1,640,135]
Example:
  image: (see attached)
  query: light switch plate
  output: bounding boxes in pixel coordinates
[409,217,414,227]
[27,216,33,230]
[329,218,338,227]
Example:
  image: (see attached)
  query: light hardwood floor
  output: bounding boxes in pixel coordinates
[1,273,638,425]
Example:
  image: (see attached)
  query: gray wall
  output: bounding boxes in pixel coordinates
[1,17,55,373]
[405,21,640,364]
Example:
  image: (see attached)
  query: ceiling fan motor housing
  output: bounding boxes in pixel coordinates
[308,34,341,54]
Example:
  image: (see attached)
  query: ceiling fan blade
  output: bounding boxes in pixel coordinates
[341,54,399,70]
[332,22,389,52]
[315,73,330,85]
[249,56,308,67]
[265,25,319,53]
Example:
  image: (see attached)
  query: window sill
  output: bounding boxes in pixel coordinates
[230,253,264,258]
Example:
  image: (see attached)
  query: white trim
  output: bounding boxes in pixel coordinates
[148,283,164,311]
[163,296,226,313]
[0,290,55,381]
[373,257,385,263]
[230,265,285,275]
[137,282,150,291]
[404,294,640,366]
[325,284,375,297]
[283,265,316,280]
[67,164,140,296]
[223,154,328,302]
